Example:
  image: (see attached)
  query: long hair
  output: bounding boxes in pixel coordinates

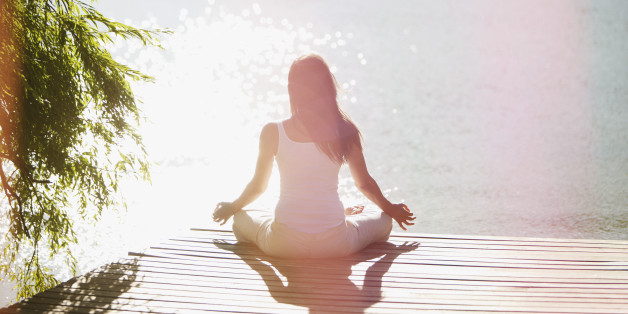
[288,54,362,163]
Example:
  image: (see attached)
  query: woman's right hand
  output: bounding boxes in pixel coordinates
[385,203,416,231]
[213,202,240,225]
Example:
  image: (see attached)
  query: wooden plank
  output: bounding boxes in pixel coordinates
[124,259,628,295]
[51,268,628,301]
[155,240,628,268]
[151,245,626,270]
[50,262,628,310]
[19,293,304,313]
[390,232,628,246]
[121,256,628,287]
[35,285,628,313]
[70,261,628,299]
[146,240,628,264]
[27,280,628,314]
[133,248,628,281]
[187,228,628,249]
[125,263,628,287]
[90,259,628,294]
[184,231,628,253]
[46,264,628,306]
[171,235,628,257]
[179,233,628,257]
[67,269,628,302]
[190,228,628,246]
[43,278,600,309]
[49,278,628,309]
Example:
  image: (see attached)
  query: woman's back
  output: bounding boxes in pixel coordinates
[274,121,346,233]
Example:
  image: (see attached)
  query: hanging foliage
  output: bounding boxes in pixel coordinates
[0,0,164,300]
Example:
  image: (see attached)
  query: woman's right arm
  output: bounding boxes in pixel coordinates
[213,123,277,225]
[346,145,416,230]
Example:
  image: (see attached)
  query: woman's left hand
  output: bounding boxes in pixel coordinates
[213,202,239,225]
[385,203,416,231]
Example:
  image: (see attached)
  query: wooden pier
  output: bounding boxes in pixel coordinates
[3,228,628,313]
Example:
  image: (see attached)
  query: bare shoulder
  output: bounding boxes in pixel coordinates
[259,122,279,154]
[260,122,279,138]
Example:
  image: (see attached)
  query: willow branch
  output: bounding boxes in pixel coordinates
[0,153,51,184]
[0,163,30,238]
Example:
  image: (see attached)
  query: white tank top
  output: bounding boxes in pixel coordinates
[274,121,345,233]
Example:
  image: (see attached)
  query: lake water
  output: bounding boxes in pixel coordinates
[2,0,628,306]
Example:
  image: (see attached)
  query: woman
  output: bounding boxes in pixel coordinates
[213,54,415,258]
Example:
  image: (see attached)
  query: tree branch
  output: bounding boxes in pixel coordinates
[0,153,51,184]
[0,163,30,238]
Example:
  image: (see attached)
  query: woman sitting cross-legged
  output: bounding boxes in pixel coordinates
[213,54,415,258]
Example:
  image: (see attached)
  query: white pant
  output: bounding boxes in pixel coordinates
[232,209,393,258]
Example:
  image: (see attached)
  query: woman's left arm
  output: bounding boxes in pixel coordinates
[213,123,277,225]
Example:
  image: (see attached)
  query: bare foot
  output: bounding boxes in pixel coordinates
[345,205,365,215]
